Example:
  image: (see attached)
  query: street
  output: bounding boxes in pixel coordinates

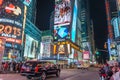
[0,68,99,80]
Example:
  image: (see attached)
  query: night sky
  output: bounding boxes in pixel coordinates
[89,0,108,50]
[36,0,108,50]
[36,0,54,30]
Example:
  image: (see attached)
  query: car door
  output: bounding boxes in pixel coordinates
[45,62,56,74]
[49,62,57,74]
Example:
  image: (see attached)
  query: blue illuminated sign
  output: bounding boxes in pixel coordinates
[54,25,70,41]
[23,0,32,6]
[71,0,77,42]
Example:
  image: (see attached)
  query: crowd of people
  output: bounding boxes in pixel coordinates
[1,61,23,73]
[99,60,120,80]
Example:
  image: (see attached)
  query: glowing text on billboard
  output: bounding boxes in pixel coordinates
[0,24,21,38]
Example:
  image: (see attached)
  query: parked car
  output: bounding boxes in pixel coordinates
[20,60,60,80]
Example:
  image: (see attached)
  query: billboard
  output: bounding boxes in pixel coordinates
[40,42,51,58]
[54,0,72,26]
[53,43,68,55]
[111,18,119,38]
[56,44,68,54]
[0,0,24,48]
[23,0,32,6]
[41,36,52,43]
[24,35,38,58]
[83,51,90,60]
[117,0,120,34]
[54,25,70,41]
[71,0,78,42]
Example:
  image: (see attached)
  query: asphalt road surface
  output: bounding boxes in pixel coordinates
[0,68,99,80]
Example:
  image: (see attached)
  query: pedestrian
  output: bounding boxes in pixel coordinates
[110,64,120,80]
[99,65,106,80]
[3,62,8,73]
[103,64,109,73]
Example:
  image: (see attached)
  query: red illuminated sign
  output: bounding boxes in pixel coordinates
[0,24,21,37]
[6,38,21,44]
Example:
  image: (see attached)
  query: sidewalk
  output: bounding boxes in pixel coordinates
[0,71,18,74]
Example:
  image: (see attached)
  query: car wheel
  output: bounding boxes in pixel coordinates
[56,70,60,77]
[41,72,46,80]
[26,76,32,80]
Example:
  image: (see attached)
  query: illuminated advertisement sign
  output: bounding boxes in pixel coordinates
[54,0,72,26]
[24,35,38,58]
[83,51,90,60]
[56,44,68,54]
[40,42,51,58]
[53,44,68,55]
[117,0,120,32]
[0,0,24,45]
[23,0,32,6]
[117,0,120,10]
[111,18,120,38]
[71,0,77,42]
[54,25,70,41]
[42,36,52,43]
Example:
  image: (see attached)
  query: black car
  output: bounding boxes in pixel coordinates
[20,60,60,80]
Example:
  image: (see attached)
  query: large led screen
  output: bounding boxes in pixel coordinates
[71,0,77,42]
[0,0,24,45]
[24,35,38,58]
[54,0,72,26]
[40,42,51,58]
[54,25,70,41]
[56,44,68,54]
[111,17,119,38]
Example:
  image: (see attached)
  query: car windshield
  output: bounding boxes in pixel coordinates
[24,62,41,68]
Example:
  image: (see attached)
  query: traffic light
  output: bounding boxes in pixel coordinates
[96,51,99,55]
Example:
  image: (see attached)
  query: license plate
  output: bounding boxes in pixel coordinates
[26,68,30,71]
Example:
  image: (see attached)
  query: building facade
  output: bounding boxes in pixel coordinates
[105,0,119,60]
[51,0,92,66]
[22,0,42,61]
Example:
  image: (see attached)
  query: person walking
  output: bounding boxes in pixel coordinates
[3,62,8,73]
[110,64,120,80]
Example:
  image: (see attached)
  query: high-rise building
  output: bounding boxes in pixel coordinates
[105,0,119,60]
[52,0,92,65]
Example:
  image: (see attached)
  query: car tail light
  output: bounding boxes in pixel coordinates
[35,66,39,73]
[21,67,24,72]
[21,66,26,72]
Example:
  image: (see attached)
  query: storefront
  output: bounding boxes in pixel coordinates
[53,40,82,66]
